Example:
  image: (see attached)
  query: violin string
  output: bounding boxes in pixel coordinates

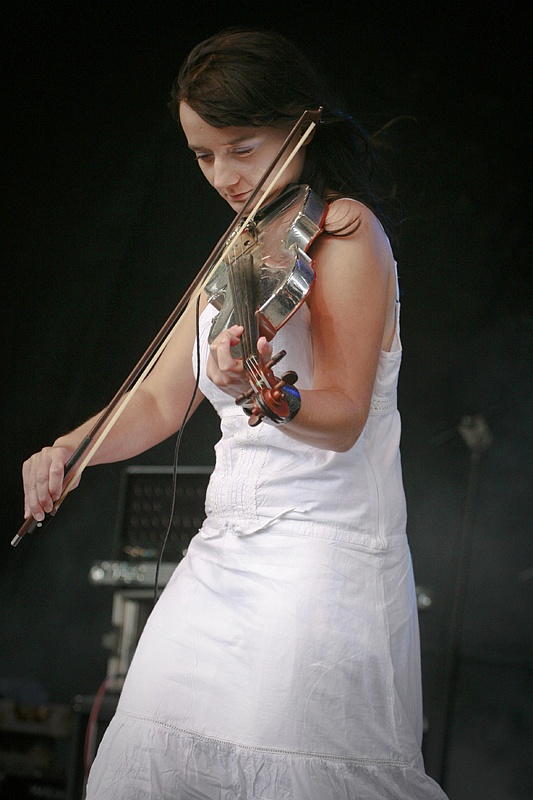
[242,257,258,368]
[227,234,259,369]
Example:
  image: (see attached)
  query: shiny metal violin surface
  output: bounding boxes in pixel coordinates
[205,183,328,426]
[206,183,327,346]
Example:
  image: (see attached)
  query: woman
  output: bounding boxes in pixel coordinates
[23,28,448,800]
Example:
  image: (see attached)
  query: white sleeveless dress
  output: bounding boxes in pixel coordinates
[86,287,448,799]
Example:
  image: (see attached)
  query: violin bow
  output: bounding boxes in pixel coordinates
[12,107,322,547]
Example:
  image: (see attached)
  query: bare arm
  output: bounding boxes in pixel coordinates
[23,295,206,521]
[282,200,397,451]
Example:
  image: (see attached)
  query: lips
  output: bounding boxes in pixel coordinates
[227,191,251,203]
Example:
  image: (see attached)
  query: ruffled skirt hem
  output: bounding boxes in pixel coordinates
[86,710,448,800]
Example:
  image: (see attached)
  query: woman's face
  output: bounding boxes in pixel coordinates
[179,102,307,212]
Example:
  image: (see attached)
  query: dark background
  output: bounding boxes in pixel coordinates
[1,3,531,799]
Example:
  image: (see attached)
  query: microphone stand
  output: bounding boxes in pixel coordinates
[431,413,493,788]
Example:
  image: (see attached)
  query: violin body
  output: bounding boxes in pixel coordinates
[205,184,328,348]
[204,184,328,426]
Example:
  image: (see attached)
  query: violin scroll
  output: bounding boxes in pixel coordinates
[236,350,301,427]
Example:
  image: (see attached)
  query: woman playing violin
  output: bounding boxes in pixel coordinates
[22,27,448,799]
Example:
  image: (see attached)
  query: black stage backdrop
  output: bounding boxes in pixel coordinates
[1,4,531,799]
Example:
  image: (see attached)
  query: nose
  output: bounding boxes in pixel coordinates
[212,158,239,194]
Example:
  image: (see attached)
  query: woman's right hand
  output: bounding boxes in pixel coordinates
[22,445,77,522]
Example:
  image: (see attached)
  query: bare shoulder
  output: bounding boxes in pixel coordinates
[311,198,394,278]
[324,196,368,228]
[325,198,390,247]
[308,198,399,352]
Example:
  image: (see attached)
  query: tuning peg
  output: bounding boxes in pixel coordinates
[264,350,286,370]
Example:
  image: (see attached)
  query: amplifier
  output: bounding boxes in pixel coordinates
[112,465,212,562]
[88,560,179,587]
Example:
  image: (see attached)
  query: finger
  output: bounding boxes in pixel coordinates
[211,329,244,373]
[226,324,244,346]
[47,455,67,502]
[23,477,39,521]
[257,336,273,362]
[207,354,245,387]
[33,449,63,511]
[23,447,67,521]
[23,460,47,521]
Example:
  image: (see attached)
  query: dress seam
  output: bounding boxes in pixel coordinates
[117,710,416,768]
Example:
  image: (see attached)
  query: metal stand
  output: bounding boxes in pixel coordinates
[433,414,493,788]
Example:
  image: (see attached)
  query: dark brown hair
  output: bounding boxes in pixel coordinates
[170,27,396,240]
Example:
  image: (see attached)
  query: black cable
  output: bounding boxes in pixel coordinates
[153,294,202,606]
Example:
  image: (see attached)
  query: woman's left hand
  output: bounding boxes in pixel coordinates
[206,324,273,398]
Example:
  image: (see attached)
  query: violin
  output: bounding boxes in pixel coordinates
[12,108,325,546]
[206,183,327,425]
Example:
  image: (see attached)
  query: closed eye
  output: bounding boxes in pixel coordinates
[195,148,254,160]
